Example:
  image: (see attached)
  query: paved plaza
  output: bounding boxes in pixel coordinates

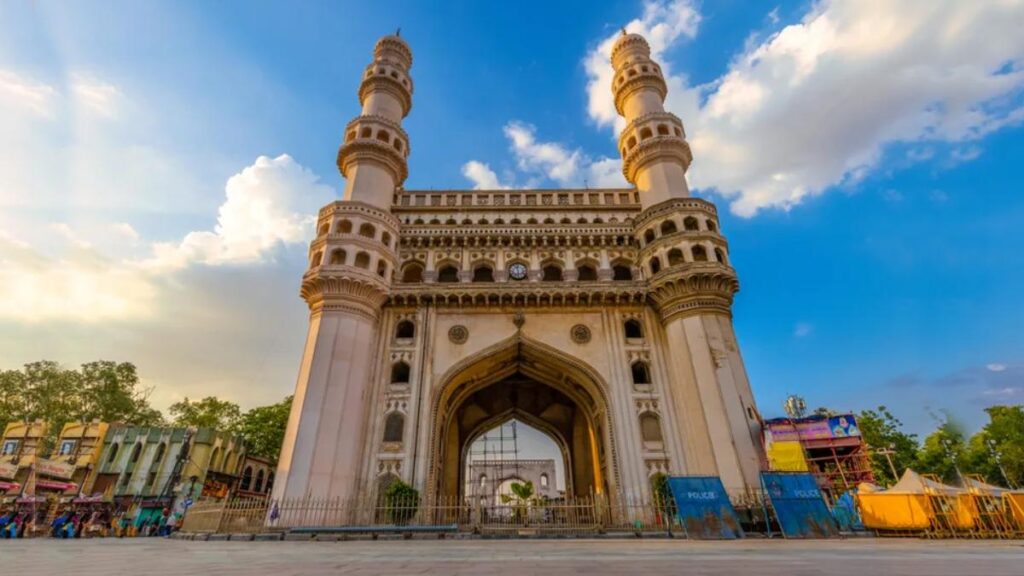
[7,538,1024,575]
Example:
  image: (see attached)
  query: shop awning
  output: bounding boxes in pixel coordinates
[35,479,78,492]
[0,481,20,492]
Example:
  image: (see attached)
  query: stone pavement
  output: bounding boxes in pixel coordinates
[6,537,1024,575]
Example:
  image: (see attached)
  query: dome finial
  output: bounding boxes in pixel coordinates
[396,27,401,37]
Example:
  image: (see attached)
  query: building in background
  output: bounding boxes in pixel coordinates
[0,421,48,498]
[93,426,247,525]
[236,455,275,499]
[37,421,111,498]
[763,413,874,501]
[466,459,560,507]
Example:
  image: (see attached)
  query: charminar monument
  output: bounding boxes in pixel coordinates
[272,32,766,508]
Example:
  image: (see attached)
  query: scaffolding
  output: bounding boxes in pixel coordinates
[467,420,522,507]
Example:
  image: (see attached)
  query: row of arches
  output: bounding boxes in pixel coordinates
[240,466,275,494]
[402,215,629,226]
[395,318,638,343]
[640,215,716,246]
[318,219,395,250]
[621,122,683,156]
[344,124,406,155]
[311,248,391,279]
[647,244,726,275]
[388,357,652,389]
[399,260,636,284]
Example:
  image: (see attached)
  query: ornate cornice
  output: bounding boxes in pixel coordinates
[621,135,693,184]
[358,74,413,117]
[613,71,667,116]
[318,201,403,230]
[374,35,413,69]
[646,264,739,323]
[300,269,389,314]
[631,197,718,231]
[337,138,409,186]
[388,282,646,308]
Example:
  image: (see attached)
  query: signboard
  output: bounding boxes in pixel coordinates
[667,476,744,539]
[766,414,860,442]
[34,458,76,480]
[761,472,839,538]
[0,461,18,480]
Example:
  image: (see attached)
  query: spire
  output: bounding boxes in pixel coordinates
[610,33,693,207]
[336,34,415,208]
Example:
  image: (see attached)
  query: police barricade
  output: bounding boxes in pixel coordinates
[667,476,744,539]
[761,472,840,538]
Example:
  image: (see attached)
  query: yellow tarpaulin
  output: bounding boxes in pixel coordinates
[766,441,808,472]
[855,470,977,531]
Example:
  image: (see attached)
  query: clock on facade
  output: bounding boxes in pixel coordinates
[508,263,528,281]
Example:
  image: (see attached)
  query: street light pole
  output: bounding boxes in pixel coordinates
[987,439,1014,488]
[874,444,899,483]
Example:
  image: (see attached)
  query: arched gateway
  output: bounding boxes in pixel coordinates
[271,33,766,522]
[429,333,617,502]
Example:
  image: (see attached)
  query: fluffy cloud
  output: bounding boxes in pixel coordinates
[0,70,58,118]
[146,154,332,270]
[0,154,331,322]
[461,160,509,190]
[584,0,1024,216]
[463,122,628,189]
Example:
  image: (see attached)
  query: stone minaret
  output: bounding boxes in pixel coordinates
[612,33,764,492]
[611,33,692,208]
[273,34,411,502]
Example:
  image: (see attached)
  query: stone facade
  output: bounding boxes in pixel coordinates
[273,33,765,513]
[466,459,559,506]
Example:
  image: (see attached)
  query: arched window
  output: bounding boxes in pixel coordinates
[649,257,661,275]
[542,264,562,282]
[241,466,253,491]
[473,265,495,282]
[667,248,684,266]
[395,320,415,340]
[480,474,487,488]
[640,413,664,443]
[691,245,708,262]
[510,218,522,224]
[337,219,353,234]
[527,218,538,224]
[446,218,457,225]
[129,443,142,464]
[660,220,678,235]
[254,469,265,493]
[612,264,633,281]
[359,223,376,238]
[429,218,441,225]
[640,127,653,139]
[593,217,604,224]
[360,127,372,138]
[631,361,651,385]
[383,413,405,443]
[329,249,346,265]
[437,265,460,283]
[462,218,473,225]
[624,319,643,339]
[377,260,388,278]
[714,248,726,264]
[577,217,587,224]
[414,218,424,225]
[627,136,637,149]
[540,473,549,488]
[657,124,669,136]
[560,217,572,224]
[265,472,274,493]
[683,216,699,231]
[153,443,166,465]
[391,362,410,384]
[106,444,119,464]
[401,262,424,283]
[643,229,656,244]
[381,231,392,247]
[310,251,323,267]
[354,252,371,268]
[706,220,717,233]
[318,223,328,236]
[576,264,598,281]
[494,218,505,225]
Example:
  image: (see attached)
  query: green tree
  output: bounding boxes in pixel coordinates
[916,414,967,483]
[78,361,163,426]
[963,406,1024,487]
[383,480,420,525]
[857,406,919,485]
[234,396,292,461]
[169,396,241,430]
[0,369,28,432]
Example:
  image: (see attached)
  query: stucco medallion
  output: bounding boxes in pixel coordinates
[448,325,469,344]
[570,324,592,344]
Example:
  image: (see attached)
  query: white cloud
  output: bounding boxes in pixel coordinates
[463,122,627,189]
[461,160,509,190]
[0,70,58,118]
[794,322,814,338]
[583,0,1024,216]
[986,363,1007,373]
[70,73,124,118]
[146,154,332,270]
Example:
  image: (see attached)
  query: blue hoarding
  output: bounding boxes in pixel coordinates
[761,472,840,538]
[667,476,744,539]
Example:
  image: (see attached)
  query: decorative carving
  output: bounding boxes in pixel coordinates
[448,325,468,344]
[570,324,592,344]
[513,310,526,330]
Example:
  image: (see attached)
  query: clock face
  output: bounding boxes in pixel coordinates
[509,263,528,281]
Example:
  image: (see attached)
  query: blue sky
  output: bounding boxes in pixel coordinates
[1,0,1023,437]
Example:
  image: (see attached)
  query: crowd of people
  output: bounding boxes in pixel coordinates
[0,506,181,539]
